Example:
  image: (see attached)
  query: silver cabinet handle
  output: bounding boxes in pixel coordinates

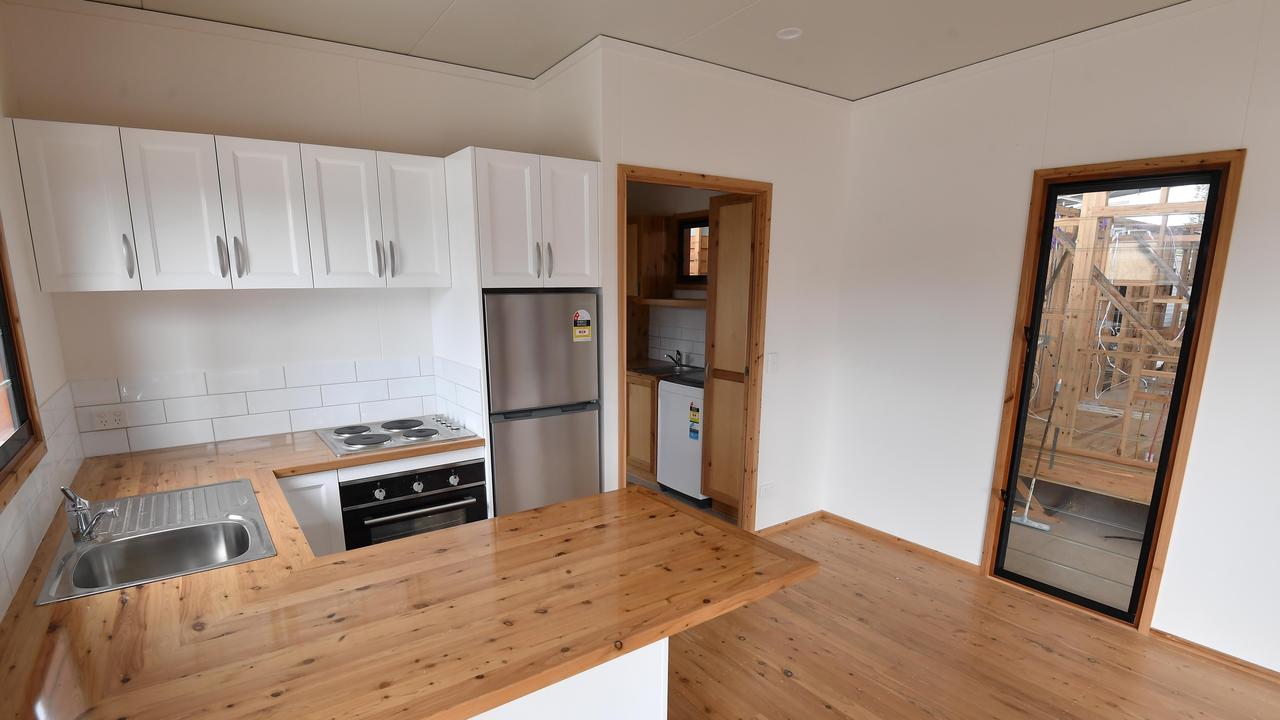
[233,236,247,278]
[362,496,476,527]
[389,240,398,277]
[375,241,385,278]
[121,233,135,278]
[535,242,542,278]
[216,235,229,278]
[547,243,554,278]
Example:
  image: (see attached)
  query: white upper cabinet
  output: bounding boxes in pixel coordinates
[121,128,229,290]
[476,148,542,288]
[301,144,384,289]
[376,151,450,288]
[540,156,600,288]
[216,136,313,289]
[14,119,139,292]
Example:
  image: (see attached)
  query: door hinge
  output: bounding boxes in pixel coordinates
[999,488,1009,502]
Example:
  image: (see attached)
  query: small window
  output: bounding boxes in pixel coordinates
[678,215,710,283]
[0,231,36,475]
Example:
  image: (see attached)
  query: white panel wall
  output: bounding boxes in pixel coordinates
[832,0,1279,671]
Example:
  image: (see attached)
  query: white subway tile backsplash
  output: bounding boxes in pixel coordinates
[359,397,423,422]
[118,371,207,402]
[75,400,166,432]
[285,360,355,387]
[420,396,439,414]
[435,378,457,403]
[128,420,214,452]
[247,386,322,414]
[205,366,285,394]
[455,386,482,414]
[213,412,292,442]
[438,358,482,391]
[321,380,388,406]
[388,376,435,399]
[290,404,361,432]
[70,378,120,407]
[164,393,247,422]
[80,429,131,457]
[356,357,420,381]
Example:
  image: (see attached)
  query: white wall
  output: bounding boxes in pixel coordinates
[831,0,1279,671]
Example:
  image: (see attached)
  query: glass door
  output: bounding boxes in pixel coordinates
[993,171,1222,621]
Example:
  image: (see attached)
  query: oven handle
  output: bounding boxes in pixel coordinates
[362,496,478,527]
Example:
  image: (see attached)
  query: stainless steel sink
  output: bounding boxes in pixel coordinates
[37,480,276,605]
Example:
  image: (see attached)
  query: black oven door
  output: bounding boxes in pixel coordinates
[342,484,487,549]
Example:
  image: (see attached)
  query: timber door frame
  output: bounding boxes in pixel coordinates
[980,150,1246,631]
[617,166,772,531]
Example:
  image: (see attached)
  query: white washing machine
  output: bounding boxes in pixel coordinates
[657,380,708,500]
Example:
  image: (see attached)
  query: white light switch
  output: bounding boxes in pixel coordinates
[765,353,779,373]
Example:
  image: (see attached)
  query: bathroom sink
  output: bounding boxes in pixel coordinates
[37,480,275,604]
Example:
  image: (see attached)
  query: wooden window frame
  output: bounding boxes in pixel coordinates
[674,211,710,285]
[980,150,1246,631]
[0,219,47,511]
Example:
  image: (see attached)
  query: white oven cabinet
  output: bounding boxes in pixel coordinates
[540,156,599,288]
[475,148,543,288]
[301,144,386,289]
[120,128,230,290]
[14,119,140,292]
[216,136,314,289]
[277,470,345,556]
[376,151,451,288]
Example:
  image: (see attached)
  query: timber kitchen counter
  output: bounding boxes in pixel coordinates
[0,435,815,719]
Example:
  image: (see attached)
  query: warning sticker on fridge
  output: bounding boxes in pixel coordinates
[688,401,701,440]
[572,309,593,343]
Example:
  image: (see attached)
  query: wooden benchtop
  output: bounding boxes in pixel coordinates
[0,436,815,719]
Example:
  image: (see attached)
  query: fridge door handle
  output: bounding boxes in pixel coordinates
[535,243,542,278]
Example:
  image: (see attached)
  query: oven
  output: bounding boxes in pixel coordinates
[340,460,487,550]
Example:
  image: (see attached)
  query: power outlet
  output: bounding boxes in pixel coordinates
[92,408,127,430]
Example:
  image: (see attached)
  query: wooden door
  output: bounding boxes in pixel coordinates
[475,148,542,288]
[301,144,385,288]
[540,156,600,287]
[215,136,314,289]
[377,151,451,288]
[700,194,756,506]
[626,373,656,478]
[121,128,229,290]
[14,119,139,292]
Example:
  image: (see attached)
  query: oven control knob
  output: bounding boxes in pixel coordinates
[448,473,461,486]
[373,487,386,501]
[411,480,425,493]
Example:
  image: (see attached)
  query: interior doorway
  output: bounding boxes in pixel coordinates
[616,167,772,531]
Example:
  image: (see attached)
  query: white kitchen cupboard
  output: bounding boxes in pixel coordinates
[540,156,600,288]
[475,148,543,288]
[13,119,140,292]
[120,128,230,290]
[277,470,345,556]
[376,151,451,288]
[301,144,385,289]
[215,136,314,289]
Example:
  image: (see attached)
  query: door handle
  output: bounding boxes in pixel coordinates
[362,496,477,527]
[389,240,398,277]
[376,241,385,278]
[121,233,135,278]
[535,243,542,278]
[216,235,229,278]
[547,243,554,278]
[233,236,247,278]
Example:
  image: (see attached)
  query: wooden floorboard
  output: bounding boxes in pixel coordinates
[670,516,1279,719]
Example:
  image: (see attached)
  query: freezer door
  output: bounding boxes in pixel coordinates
[491,406,600,515]
[485,292,599,412]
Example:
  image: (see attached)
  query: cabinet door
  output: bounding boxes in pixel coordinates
[120,128,229,290]
[301,144,385,288]
[475,148,542,288]
[216,136,313,289]
[13,119,139,292]
[540,156,599,288]
[376,151,450,288]
[277,471,344,556]
[626,375,656,476]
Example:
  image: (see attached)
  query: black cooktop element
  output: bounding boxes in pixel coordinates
[401,427,440,440]
[344,433,392,447]
[381,418,424,431]
[334,425,371,437]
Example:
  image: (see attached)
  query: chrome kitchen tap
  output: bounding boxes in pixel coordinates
[59,487,117,542]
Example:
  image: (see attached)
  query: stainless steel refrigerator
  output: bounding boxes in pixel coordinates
[484,291,600,515]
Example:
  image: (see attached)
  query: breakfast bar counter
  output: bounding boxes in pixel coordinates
[0,434,815,719]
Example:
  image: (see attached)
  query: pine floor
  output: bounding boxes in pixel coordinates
[669,515,1279,719]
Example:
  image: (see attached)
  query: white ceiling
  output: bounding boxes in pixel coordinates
[93,0,1184,101]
